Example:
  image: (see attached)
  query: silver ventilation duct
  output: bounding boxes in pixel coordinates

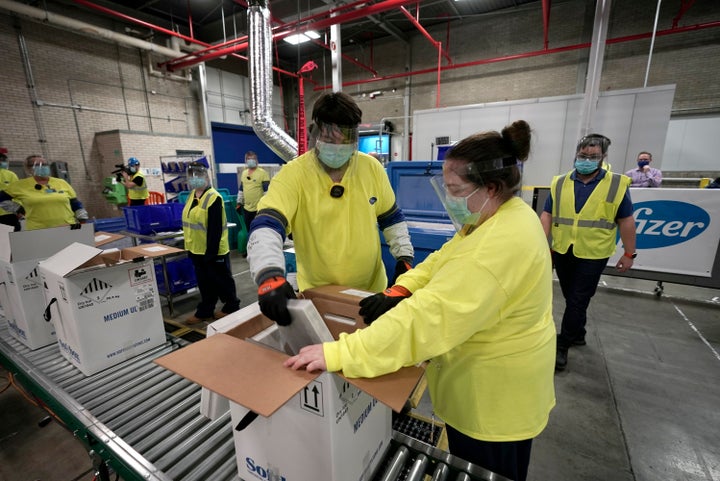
[248,0,298,162]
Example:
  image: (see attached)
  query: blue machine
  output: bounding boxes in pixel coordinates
[381,161,456,279]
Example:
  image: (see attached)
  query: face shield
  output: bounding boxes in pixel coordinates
[29,157,51,178]
[311,122,359,169]
[187,163,210,190]
[430,157,519,233]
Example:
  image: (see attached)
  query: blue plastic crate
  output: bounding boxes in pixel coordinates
[94,216,127,233]
[122,205,173,234]
[167,203,185,230]
[155,257,197,295]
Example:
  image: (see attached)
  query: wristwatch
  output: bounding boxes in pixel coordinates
[623,252,637,259]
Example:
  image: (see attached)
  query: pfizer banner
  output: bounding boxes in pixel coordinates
[608,189,720,277]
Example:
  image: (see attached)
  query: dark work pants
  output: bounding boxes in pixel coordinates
[553,246,609,349]
[129,198,146,206]
[0,213,21,231]
[446,424,533,481]
[189,252,240,318]
[242,209,257,232]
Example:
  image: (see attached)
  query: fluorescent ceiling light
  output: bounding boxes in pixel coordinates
[283,30,321,45]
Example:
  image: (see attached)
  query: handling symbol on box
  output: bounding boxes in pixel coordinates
[301,380,324,417]
[81,278,113,303]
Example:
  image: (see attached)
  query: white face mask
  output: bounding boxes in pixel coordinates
[246,159,258,168]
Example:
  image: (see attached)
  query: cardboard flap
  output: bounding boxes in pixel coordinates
[7,224,94,262]
[39,242,103,277]
[0,224,12,262]
[94,231,126,247]
[154,334,319,417]
[123,243,184,259]
[339,366,425,413]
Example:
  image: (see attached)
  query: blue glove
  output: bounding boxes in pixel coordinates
[258,276,296,325]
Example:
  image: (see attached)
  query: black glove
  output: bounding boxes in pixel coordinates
[236,205,244,217]
[390,258,412,285]
[359,285,411,325]
[258,276,296,325]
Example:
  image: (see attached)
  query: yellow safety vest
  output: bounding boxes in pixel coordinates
[127,171,148,200]
[182,188,229,255]
[550,171,630,259]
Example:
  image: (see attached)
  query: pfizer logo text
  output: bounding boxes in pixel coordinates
[634,201,709,249]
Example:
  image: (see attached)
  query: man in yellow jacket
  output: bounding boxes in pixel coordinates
[122,157,148,205]
[540,134,636,371]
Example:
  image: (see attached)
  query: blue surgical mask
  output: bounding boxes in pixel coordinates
[128,166,138,174]
[0,161,8,169]
[637,160,650,169]
[574,159,600,175]
[188,177,207,190]
[33,165,52,177]
[316,141,355,169]
[246,159,258,168]
[445,188,482,226]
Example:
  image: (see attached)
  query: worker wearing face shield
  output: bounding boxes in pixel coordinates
[0,155,89,230]
[247,91,414,326]
[182,161,241,325]
[284,121,556,481]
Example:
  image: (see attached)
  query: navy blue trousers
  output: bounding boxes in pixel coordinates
[189,252,240,318]
[553,246,608,349]
[446,424,533,481]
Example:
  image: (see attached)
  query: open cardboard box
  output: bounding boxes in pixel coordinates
[0,224,94,349]
[155,285,425,481]
[39,242,178,375]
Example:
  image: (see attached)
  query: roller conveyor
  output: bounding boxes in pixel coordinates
[0,319,506,481]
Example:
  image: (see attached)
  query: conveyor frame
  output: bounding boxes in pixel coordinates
[1,319,505,481]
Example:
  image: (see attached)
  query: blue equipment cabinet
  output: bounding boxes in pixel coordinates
[381,161,456,280]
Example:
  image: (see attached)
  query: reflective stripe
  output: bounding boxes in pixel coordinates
[182,220,228,233]
[606,173,621,202]
[577,219,615,229]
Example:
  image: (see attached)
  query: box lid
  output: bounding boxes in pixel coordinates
[0,224,94,263]
[155,333,424,417]
[40,242,104,277]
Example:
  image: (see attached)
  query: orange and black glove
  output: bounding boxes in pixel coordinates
[258,276,296,325]
[358,285,411,325]
[390,258,413,285]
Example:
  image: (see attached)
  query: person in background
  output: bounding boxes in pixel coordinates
[122,157,149,205]
[0,148,21,231]
[285,121,555,481]
[236,151,270,233]
[0,155,89,230]
[541,134,636,371]
[625,151,662,187]
[247,92,414,326]
[182,161,240,325]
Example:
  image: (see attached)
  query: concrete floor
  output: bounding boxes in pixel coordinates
[1,251,719,481]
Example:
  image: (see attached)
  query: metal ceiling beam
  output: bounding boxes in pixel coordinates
[314,19,720,90]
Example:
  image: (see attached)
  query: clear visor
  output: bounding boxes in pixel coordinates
[31,158,49,169]
[309,122,359,147]
[430,173,484,233]
[187,165,208,178]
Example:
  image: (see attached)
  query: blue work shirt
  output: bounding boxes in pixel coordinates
[543,169,634,218]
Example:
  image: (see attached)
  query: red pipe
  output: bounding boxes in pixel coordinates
[314,20,720,90]
[673,0,696,29]
[399,6,452,64]
[542,0,551,50]
[72,0,297,78]
[187,0,194,39]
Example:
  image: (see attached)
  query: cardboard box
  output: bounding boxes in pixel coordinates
[38,242,177,375]
[94,231,126,247]
[156,285,424,481]
[0,224,95,349]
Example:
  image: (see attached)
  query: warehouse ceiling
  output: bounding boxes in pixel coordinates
[68,0,542,71]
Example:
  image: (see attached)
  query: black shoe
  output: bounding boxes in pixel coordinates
[572,337,586,346]
[555,348,568,371]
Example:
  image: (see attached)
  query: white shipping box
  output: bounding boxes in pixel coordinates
[0,224,94,349]
[39,242,171,376]
[157,285,424,481]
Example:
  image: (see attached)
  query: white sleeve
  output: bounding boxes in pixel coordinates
[247,227,286,285]
[383,221,414,260]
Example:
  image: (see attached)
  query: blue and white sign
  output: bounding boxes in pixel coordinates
[609,189,720,277]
